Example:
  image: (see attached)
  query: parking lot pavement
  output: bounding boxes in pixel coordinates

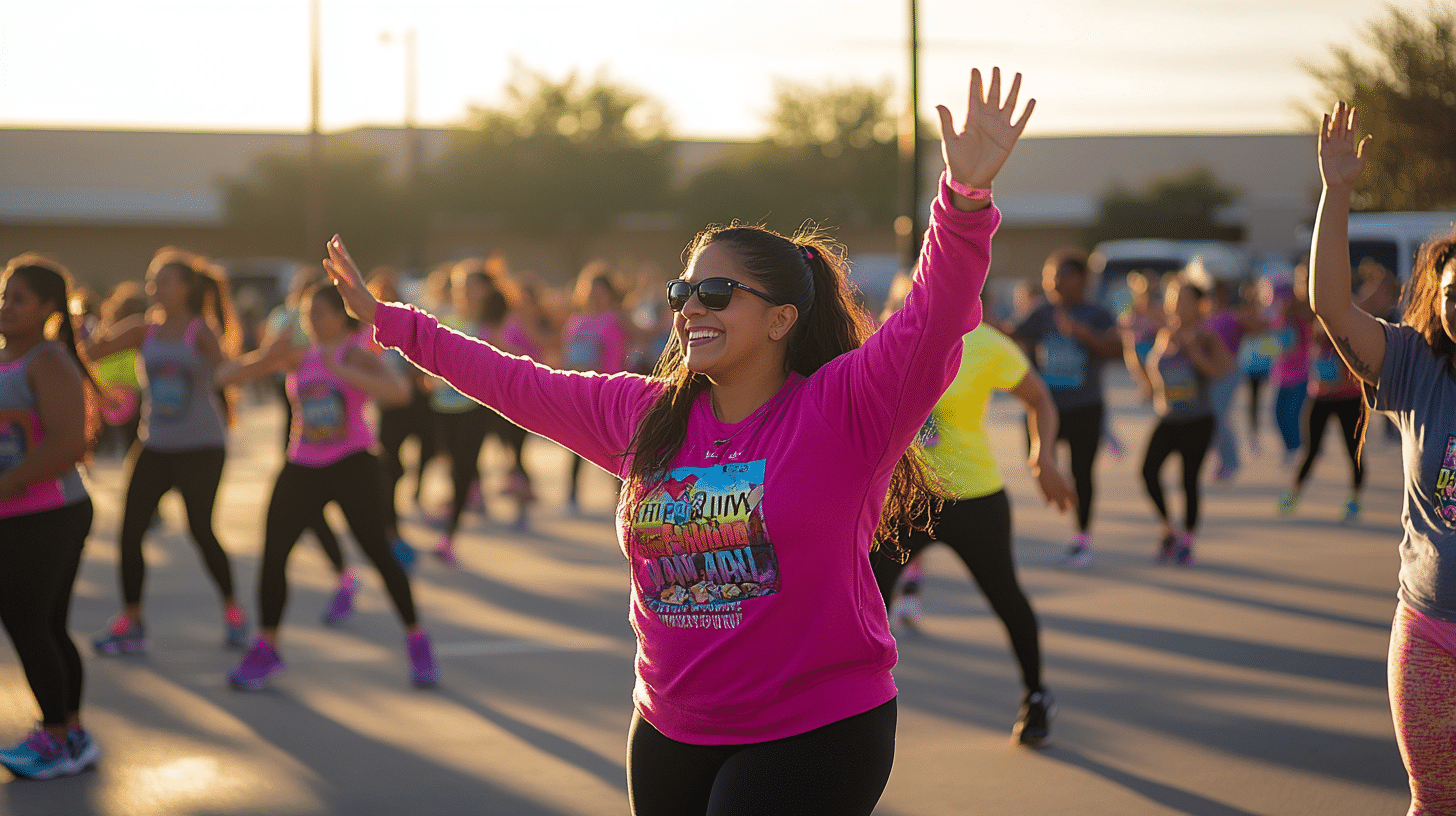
[1,374,1413,815]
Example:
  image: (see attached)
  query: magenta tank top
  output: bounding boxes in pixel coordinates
[286,336,376,467]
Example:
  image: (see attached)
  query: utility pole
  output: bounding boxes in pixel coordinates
[304,0,325,260]
[895,0,923,274]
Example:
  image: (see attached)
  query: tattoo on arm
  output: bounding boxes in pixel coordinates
[1331,334,1377,381]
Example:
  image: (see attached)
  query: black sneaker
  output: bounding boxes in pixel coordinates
[1012,690,1055,748]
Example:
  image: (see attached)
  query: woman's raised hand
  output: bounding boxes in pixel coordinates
[1319,102,1371,191]
[937,67,1035,192]
[323,236,379,327]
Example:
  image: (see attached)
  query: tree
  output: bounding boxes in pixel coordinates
[220,147,417,266]
[680,80,900,234]
[1305,4,1456,210]
[430,63,674,253]
[1084,168,1242,246]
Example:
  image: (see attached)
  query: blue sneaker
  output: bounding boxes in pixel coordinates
[66,728,99,773]
[93,616,146,656]
[407,630,439,687]
[229,637,285,690]
[391,537,416,573]
[0,729,73,779]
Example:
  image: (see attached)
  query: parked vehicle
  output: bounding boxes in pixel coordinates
[1088,238,1248,315]
[1344,211,1456,284]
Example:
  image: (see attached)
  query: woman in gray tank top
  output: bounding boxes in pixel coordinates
[83,247,248,655]
[1139,276,1234,565]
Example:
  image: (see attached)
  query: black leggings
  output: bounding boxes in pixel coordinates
[1141,415,1216,533]
[1057,402,1103,532]
[258,451,417,629]
[1247,373,1267,436]
[0,500,92,725]
[1295,395,1364,491]
[437,406,529,536]
[872,490,1042,693]
[627,698,896,816]
[277,378,346,573]
[377,387,435,534]
[118,445,234,605]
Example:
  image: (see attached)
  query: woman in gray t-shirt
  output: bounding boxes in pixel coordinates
[1309,102,1456,814]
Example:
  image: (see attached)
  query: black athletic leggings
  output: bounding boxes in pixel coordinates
[871,490,1042,694]
[1141,414,1216,533]
[1295,395,1364,491]
[436,406,529,536]
[277,377,346,573]
[377,386,436,534]
[258,451,417,629]
[1247,373,1267,436]
[0,500,92,725]
[627,698,896,816]
[1057,402,1103,532]
[118,445,234,605]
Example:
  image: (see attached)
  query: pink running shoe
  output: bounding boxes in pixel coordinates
[407,630,440,686]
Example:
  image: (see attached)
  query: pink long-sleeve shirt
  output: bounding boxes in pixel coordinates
[374,175,998,743]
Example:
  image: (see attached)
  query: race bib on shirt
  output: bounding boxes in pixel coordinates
[1436,436,1456,526]
[148,362,191,421]
[567,334,604,370]
[299,382,347,443]
[1159,356,1200,414]
[1039,333,1087,390]
[628,460,780,629]
[0,410,33,473]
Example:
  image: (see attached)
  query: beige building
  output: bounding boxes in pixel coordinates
[0,126,1318,297]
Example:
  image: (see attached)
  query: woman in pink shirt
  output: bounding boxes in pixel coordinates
[326,68,1033,816]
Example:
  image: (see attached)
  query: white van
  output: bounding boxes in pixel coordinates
[1344,211,1456,284]
[1088,238,1248,315]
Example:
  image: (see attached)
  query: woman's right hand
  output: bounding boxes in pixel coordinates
[1318,102,1371,191]
[323,236,379,326]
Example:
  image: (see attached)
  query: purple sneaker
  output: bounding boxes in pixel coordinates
[93,616,146,656]
[407,630,439,687]
[322,572,359,625]
[229,638,285,689]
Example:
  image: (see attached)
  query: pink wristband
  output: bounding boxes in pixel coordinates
[947,177,992,200]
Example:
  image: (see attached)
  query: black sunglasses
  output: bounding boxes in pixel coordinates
[666,277,778,312]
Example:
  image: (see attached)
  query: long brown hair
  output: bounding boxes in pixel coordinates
[622,223,940,557]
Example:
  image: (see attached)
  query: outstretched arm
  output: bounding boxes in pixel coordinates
[1310,102,1385,386]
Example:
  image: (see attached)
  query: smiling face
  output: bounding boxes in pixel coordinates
[673,242,795,381]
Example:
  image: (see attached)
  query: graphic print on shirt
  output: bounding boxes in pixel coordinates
[917,412,942,449]
[299,381,347,443]
[1436,435,1456,525]
[0,408,64,515]
[1039,332,1087,390]
[629,460,779,629]
[148,362,191,421]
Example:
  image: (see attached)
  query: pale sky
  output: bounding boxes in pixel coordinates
[0,0,1431,139]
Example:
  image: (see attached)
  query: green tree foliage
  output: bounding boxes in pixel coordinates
[1306,4,1456,210]
[430,63,673,243]
[680,80,899,234]
[220,147,415,264]
[1085,168,1242,246]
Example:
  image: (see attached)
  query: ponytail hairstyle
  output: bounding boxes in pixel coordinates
[2,253,103,448]
[146,246,242,424]
[623,222,941,557]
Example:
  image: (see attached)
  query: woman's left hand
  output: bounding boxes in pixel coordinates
[937,67,1035,193]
